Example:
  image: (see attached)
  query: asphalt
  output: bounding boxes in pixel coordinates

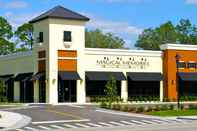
[5,104,157,123]
[1,104,197,131]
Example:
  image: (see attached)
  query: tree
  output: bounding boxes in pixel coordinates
[104,76,119,103]
[135,19,197,50]
[0,16,15,55]
[85,29,125,48]
[135,21,177,50]
[15,23,33,51]
[176,19,197,44]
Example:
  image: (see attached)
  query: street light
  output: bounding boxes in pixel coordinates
[175,54,181,109]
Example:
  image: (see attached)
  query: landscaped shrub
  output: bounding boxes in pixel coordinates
[153,105,160,111]
[188,104,197,110]
[160,105,168,111]
[100,102,107,108]
[135,106,144,113]
[113,104,121,110]
[145,106,153,112]
[128,106,136,112]
[169,104,174,110]
[180,104,184,110]
[163,97,170,102]
[120,105,129,112]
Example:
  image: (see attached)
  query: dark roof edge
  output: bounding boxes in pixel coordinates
[29,16,89,23]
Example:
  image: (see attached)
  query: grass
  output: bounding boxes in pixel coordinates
[147,109,197,116]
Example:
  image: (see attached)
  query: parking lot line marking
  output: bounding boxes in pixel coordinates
[24,127,38,131]
[46,109,84,120]
[50,125,65,129]
[75,123,91,128]
[15,129,25,131]
[98,122,114,127]
[32,119,90,124]
[120,121,134,125]
[130,120,146,125]
[63,124,78,128]
[151,119,168,124]
[141,120,156,124]
[38,125,51,130]
[109,121,125,126]
[66,105,84,108]
[87,123,103,127]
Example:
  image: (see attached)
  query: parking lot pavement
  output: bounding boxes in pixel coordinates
[3,104,196,131]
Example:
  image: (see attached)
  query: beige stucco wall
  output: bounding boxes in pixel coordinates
[0,52,34,75]
[83,48,163,73]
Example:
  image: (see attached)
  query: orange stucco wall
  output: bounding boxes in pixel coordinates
[57,50,77,71]
[163,49,197,101]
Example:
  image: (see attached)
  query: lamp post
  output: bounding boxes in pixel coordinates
[175,54,181,109]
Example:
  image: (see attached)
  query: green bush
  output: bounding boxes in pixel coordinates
[153,105,160,111]
[135,106,144,113]
[100,102,107,108]
[146,106,153,112]
[128,106,136,112]
[169,104,174,110]
[188,104,196,110]
[120,105,129,112]
[113,104,121,110]
[160,105,168,111]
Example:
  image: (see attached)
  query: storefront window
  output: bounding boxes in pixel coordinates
[188,62,196,68]
[177,62,186,68]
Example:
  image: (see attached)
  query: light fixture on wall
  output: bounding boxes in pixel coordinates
[52,78,56,84]
[45,79,48,84]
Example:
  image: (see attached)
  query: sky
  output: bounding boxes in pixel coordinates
[0,0,197,48]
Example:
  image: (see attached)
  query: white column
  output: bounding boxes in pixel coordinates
[160,81,164,102]
[14,82,20,102]
[33,80,39,103]
[121,80,128,102]
[77,73,86,103]
[48,71,58,104]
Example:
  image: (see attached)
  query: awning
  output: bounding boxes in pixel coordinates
[127,72,163,81]
[14,73,33,81]
[30,72,45,81]
[0,74,14,82]
[59,71,81,80]
[178,72,197,81]
[86,72,126,81]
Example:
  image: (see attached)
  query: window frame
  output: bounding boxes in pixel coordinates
[39,32,43,43]
[187,61,196,69]
[63,31,72,42]
[177,61,186,69]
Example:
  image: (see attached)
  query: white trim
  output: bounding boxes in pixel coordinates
[32,119,90,124]
[38,58,46,61]
[160,43,197,51]
[0,51,32,60]
[85,48,162,57]
[58,57,77,60]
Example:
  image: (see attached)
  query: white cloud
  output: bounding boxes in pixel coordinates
[0,1,28,9]
[186,0,197,4]
[3,12,40,29]
[84,13,143,47]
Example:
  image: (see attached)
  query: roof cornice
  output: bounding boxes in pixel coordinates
[160,43,197,51]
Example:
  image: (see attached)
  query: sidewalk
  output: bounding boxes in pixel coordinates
[0,111,31,130]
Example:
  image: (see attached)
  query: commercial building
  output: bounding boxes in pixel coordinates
[0,6,196,104]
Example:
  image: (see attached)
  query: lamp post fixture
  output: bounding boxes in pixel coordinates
[175,54,181,109]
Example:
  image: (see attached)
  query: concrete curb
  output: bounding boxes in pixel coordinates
[0,111,31,131]
[177,116,197,120]
[95,108,165,119]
